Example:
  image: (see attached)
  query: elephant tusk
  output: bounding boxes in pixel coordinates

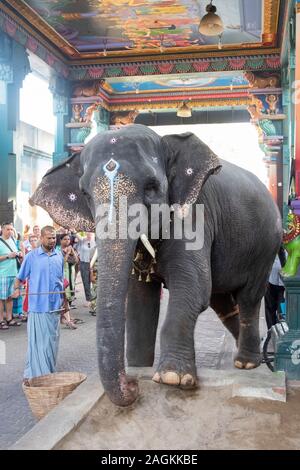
[140,234,155,258]
[90,248,98,268]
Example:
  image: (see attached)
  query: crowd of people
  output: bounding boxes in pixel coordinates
[0,222,97,381]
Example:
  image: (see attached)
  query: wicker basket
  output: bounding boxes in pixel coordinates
[22,372,87,420]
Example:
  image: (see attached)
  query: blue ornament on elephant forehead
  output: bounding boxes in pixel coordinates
[103,158,120,223]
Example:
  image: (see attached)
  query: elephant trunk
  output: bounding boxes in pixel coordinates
[96,238,138,406]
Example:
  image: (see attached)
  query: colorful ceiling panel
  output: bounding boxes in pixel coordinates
[4,0,281,59]
[105,73,249,94]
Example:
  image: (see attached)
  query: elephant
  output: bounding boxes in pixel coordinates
[30,124,282,407]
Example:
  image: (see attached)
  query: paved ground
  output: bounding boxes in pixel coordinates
[57,381,300,451]
[0,281,267,450]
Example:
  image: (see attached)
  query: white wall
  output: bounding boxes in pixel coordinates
[151,123,267,185]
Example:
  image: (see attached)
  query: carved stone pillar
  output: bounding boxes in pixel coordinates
[49,76,69,166]
[246,84,284,212]
[0,31,30,224]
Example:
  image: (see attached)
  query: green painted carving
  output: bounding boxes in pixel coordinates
[139,65,156,75]
[175,63,191,73]
[258,119,277,136]
[76,126,91,143]
[211,60,228,71]
[15,29,27,46]
[105,67,122,77]
[282,213,300,278]
[245,58,264,69]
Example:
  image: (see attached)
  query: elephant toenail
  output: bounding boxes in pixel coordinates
[161,371,180,385]
[245,362,256,369]
[181,374,195,387]
[152,372,161,383]
[234,360,244,369]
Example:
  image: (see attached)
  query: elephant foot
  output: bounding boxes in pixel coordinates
[234,350,261,370]
[152,358,197,389]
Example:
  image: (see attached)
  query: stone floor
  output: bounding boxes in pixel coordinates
[0,283,267,450]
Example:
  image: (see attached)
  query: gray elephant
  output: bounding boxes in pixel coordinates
[30,124,282,406]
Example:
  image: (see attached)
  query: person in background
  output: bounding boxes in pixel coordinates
[13,226,69,380]
[32,225,41,238]
[264,247,286,330]
[74,232,96,311]
[0,222,22,329]
[23,224,30,239]
[24,225,41,251]
[22,234,39,321]
[12,230,25,320]
[25,234,38,254]
[56,233,82,329]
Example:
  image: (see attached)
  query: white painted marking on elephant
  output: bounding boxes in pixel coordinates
[176,204,190,219]
[185,168,194,176]
[103,158,120,223]
[291,340,300,365]
[151,157,158,163]
[68,193,77,202]
[110,137,117,144]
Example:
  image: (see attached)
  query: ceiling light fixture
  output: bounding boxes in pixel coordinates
[199,0,224,36]
[177,102,192,118]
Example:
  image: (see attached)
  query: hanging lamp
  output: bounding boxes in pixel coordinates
[199,0,224,36]
[177,102,192,118]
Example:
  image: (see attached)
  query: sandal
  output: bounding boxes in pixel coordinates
[7,319,21,326]
[0,320,9,330]
[63,321,77,330]
[72,318,84,324]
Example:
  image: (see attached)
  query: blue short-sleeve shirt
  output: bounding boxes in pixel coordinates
[17,246,64,313]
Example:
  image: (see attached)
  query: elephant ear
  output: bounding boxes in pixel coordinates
[162,132,222,205]
[29,153,95,231]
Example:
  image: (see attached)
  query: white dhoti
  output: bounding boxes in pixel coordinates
[24,311,60,379]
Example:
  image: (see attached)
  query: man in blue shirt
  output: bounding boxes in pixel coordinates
[13,226,69,380]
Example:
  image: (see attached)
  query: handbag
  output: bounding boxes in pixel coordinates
[0,237,21,269]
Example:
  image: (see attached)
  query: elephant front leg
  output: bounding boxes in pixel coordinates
[126,277,161,367]
[153,285,208,389]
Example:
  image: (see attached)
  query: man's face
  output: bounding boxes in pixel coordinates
[33,226,40,236]
[2,224,14,238]
[29,236,38,248]
[41,231,56,251]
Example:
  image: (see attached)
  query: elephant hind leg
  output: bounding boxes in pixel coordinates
[233,289,262,370]
[210,293,239,341]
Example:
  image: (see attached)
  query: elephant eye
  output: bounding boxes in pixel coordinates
[81,188,90,199]
[144,177,160,200]
[144,177,159,192]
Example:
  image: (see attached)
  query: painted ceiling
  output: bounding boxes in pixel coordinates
[104,73,249,94]
[7,0,277,59]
